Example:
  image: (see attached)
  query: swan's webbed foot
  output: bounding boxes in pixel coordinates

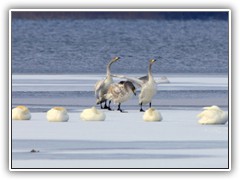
[121,110,128,113]
[117,109,127,113]
[140,103,145,112]
[117,107,122,112]
[117,103,127,113]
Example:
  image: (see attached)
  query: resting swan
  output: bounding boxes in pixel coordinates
[46,107,69,122]
[12,105,31,120]
[105,81,136,112]
[112,59,157,112]
[95,57,120,110]
[197,105,228,125]
[80,106,106,121]
[143,108,162,122]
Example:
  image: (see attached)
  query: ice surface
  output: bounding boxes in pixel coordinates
[11,110,229,169]
[12,74,228,91]
[11,74,229,169]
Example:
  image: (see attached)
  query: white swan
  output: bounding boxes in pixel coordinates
[155,76,170,84]
[143,108,162,122]
[112,59,157,112]
[95,57,120,110]
[197,105,228,125]
[80,106,106,121]
[105,81,136,112]
[12,105,31,120]
[46,107,69,122]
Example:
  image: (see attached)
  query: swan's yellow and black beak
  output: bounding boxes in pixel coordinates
[114,57,120,61]
[150,59,156,63]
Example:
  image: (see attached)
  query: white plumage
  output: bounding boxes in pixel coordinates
[46,107,69,122]
[155,76,170,84]
[104,81,136,112]
[95,57,120,106]
[143,108,162,122]
[80,106,106,121]
[105,81,136,104]
[139,79,157,105]
[197,105,228,125]
[12,106,31,120]
[111,59,157,111]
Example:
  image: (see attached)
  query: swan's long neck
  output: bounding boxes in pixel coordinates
[148,63,154,81]
[106,60,116,82]
[107,59,115,76]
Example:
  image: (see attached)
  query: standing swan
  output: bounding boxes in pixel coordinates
[105,81,136,112]
[112,59,157,112]
[197,105,228,125]
[95,57,120,110]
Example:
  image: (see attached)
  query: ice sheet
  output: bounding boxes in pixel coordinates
[11,110,229,169]
[12,74,228,91]
[11,74,229,169]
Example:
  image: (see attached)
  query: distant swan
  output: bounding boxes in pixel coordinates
[47,107,69,122]
[95,57,120,110]
[143,108,162,122]
[12,105,31,120]
[105,81,136,112]
[80,106,106,121]
[197,105,228,125]
[112,59,157,112]
[155,76,170,84]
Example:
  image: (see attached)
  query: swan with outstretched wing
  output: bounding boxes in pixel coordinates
[112,59,157,112]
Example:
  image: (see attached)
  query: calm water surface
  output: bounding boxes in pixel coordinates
[12,19,228,74]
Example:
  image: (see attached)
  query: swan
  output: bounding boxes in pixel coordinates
[46,107,69,122]
[12,105,31,120]
[155,76,170,84]
[104,81,136,112]
[112,59,157,112]
[197,105,228,125]
[95,57,120,110]
[80,106,106,121]
[143,107,162,122]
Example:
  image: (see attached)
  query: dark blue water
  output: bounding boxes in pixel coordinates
[12,19,228,74]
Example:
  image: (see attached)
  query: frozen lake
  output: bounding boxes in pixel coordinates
[12,110,228,169]
[11,74,229,169]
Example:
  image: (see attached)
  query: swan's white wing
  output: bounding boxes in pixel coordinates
[138,75,148,83]
[106,84,122,101]
[111,74,143,87]
[95,79,105,98]
[112,84,123,96]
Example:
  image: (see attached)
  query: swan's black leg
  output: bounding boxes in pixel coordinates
[149,102,152,108]
[103,100,108,109]
[140,102,145,112]
[108,100,112,110]
[117,103,123,112]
